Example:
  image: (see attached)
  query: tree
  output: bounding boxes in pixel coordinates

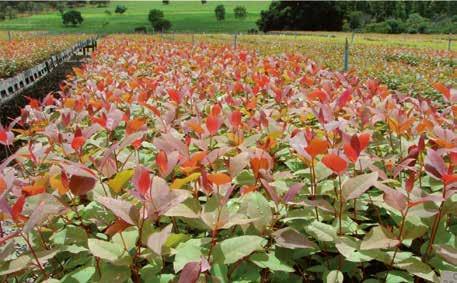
[153,18,171,32]
[115,5,127,15]
[148,9,171,32]
[201,0,207,4]
[234,6,247,20]
[163,0,169,5]
[406,13,429,33]
[257,1,345,32]
[62,10,84,26]
[347,11,364,30]
[215,4,225,21]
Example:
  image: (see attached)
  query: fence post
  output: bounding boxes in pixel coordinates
[448,37,452,52]
[351,31,355,44]
[233,33,237,50]
[192,34,195,46]
[7,31,11,41]
[343,38,349,72]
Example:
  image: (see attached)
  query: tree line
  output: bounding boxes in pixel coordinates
[257,1,457,34]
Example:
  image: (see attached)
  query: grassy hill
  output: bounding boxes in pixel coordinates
[0,1,270,34]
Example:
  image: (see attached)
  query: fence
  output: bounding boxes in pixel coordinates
[0,38,97,104]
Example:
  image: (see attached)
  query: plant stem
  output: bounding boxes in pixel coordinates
[22,233,48,279]
[384,207,410,282]
[425,184,446,258]
[338,175,343,236]
[310,158,319,221]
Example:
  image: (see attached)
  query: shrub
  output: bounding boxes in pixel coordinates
[406,13,430,34]
[234,6,247,20]
[62,10,84,26]
[163,0,169,5]
[215,4,225,21]
[148,9,171,32]
[148,9,164,23]
[153,18,171,32]
[385,18,406,34]
[201,0,207,4]
[114,5,127,15]
[365,21,391,33]
[347,11,364,30]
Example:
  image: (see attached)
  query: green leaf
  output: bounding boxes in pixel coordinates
[394,257,438,282]
[147,224,172,255]
[342,172,378,200]
[434,244,457,265]
[239,192,272,233]
[273,227,317,249]
[360,226,399,250]
[213,235,266,264]
[234,170,256,186]
[80,201,115,228]
[96,196,139,225]
[88,238,131,266]
[98,262,131,283]
[230,261,260,282]
[249,252,294,272]
[385,270,414,283]
[51,225,88,247]
[140,262,162,279]
[305,221,336,242]
[173,238,210,272]
[211,263,229,283]
[61,266,95,283]
[0,255,32,276]
[164,198,201,219]
[326,270,344,283]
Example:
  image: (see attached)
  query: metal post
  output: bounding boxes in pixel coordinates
[7,31,11,41]
[351,31,355,44]
[233,33,237,50]
[448,37,452,52]
[343,38,349,72]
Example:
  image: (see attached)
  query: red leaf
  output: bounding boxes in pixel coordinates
[337,89,352,108]
[168,89,181,104]
[207,173,232,186]
[133,166,151,196]
[230,110,242,128]
[442,174,457,186]
[12,195,26,222]
[106,218,131,236]
[344,143,358,163]
[156,150,168,177]
[250,156,270,179]
[71,128,85,151]
[22,185,45,196]
[433,83,450,100]
[350,134,361,155]
[305,138,328,159]
[69,175,96,196]
[211,104,221,116]
[178,262,201,283]
[126,118,145,135]
[206,115,220,135]
[322,153,347,175]
[308,89,327,102]
[425,149,447,180]
[405,173,415,193]
[358,133,371,151]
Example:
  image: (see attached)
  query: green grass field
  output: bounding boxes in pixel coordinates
[0,1,270,34]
